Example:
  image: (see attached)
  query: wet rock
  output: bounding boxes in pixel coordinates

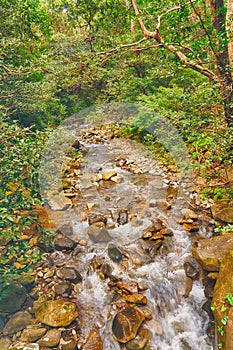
[181,208,198,220]
[123,294,147,305]
[9,343,39,350]
[108,244,123,262]
[117,209,128,225]
[57,267,82,283]
[88,214,107,226]
[35,300,78,327]
[83,329,102,350]
[3,311,33,335]
[53,282,73,296]
[20,327,47,342]
[100,263,113,278]
[211,200,233,223]
[0,315,6,332]
[54,236,76,251]
[135,306,153,320]
[19,275,35,289]
[141,219,165,239]
[0,282,27,314]
[191,234,233,271]
[183,277,193,298]
[110,176,122,183]
[37,329,61,347]
[212,252,233,349]
[115,281,138,294]
[183,255,200,279]
[59,337,77,350]
[125,327,152,350]
[183,222,199,232]
[87,226,112,243]
[156,199,171,210]
[112,306,145,343]
[0,336,11,350]
[102,171,117,181]
[48,195,72,211]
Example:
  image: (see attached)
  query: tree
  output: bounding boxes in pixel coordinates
[121,0,233,127]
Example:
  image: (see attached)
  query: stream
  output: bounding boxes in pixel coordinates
[44,129,213,350]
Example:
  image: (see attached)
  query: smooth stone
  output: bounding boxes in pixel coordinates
[53,282,72,296]
[183,255,200,279]
[3,311,33,335]
[0,336,11,350]
[191,234,233,271]
[115,282,138,294]
[9,343,39,350]
[123,293,147,305]
[87,227,112,243]
[110,176,122,183]
[117,209,128,225]
[0,282,27,314]
[108,244,123,262]
[57,267,82,283]
[48,195,72,211]
[83,329,103,350]
[0,315,6,332]
[59,337,77,350]
[54,236,76,251]
[88,214,107,226]
[125,327,152,350]
[37,329,61,347]
[112,307,145,343]
[102,171,117,181]
[20,327,47,342]
[35,300,78,327]
[135,306,153,320]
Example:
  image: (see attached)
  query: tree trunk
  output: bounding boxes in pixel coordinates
[210,0,233,126]
[226,0,233,71]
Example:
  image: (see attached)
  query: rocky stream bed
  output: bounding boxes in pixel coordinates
[1,126,233,350]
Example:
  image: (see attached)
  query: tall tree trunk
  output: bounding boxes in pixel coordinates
[226,0,233,71]
[210,0,233,126]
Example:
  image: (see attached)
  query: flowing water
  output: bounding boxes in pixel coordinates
[50,135,213,350]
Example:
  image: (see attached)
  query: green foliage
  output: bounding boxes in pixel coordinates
[0,119,54,281]
[215,224,233,234]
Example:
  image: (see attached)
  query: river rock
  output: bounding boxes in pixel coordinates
[20,327,47,342]
[9,343,39,350]
[212,251,233,349]
[191,234,233,271]
[0,282,27,314]
[59,337,77,350]
[112,307,145,343]
[83,329,102,350]
[108,244,123,262]
[87,226,112,243]
[88,214,107,226]
[115,281,138,294]
[181,209,198,220]
[53,282,73,296]
[37,329,61,347]
[117,209,128,225]
[3,311,33,335]
[183,222,199,232]
[125,327,152,350]
[102,171,117,181]
[54,236,76,251]
[0,336,11,350]
[48,195,72,211]
[183,255,200,279]
[211,200,233,223]
[135,306,153,320]
[57,267,82,283]
[123,294,147,305]
[35,300,78,327]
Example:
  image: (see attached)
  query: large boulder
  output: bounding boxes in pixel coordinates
[35,300,78,327]
[3,311,33,335]
[112,307,145,343]
[211,200,233,223]
[212,251,233,350]
[0,282,27,314]
[191,234,233,271]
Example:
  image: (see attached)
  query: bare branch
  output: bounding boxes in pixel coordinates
[0,64,21,75]
[95,37,147,55]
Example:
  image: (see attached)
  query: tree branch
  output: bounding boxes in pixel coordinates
[128,0,219,83]
[0,64,21,75]
[95,37,148,55]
